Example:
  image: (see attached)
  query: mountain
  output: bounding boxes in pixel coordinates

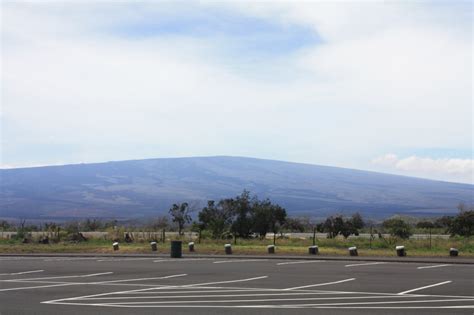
[0,156,472,220]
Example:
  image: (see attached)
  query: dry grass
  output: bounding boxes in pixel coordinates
[0,236,473,257]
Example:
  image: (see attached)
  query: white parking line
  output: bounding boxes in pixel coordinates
[283,278,356,291]
[0,270,44,276]
[90,274,187,284]
[345,262,387,267]
[213,259,267,264]
[153,259,214,263]
[417,264,450,270]
[96,295,417,305]
[177,276,269,288]
[97,258,154,262]
[42,275,270,304]
[275,298,474,308]
[398,281,452,295]
[1,272,113,282]
[84,293,413,301]
[276,261,324,266]
[0,282,82,292]
[44,257,101,262]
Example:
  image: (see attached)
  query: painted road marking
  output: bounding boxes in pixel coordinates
[175,276,269,288]
[276,261,324,266]
[213,260,267,264]
[283,278,356,291]
[1,272,113,282]
[90,274,187,284]
[274,298,474,308]
[417,264,450,270]
[345,262,388,267]
[44,257,102,262]
[93,295,418,305]
[42,275,270,304]
[97,258,154,262]
[84,293,413,301]
[153,259,214,263]
[0,270,44,276]
[0,283,82,292]
[398,281,452,295]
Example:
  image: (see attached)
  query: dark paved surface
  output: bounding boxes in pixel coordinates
[0,255,473,314]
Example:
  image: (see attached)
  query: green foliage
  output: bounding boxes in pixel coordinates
[382,217,412,239]
[448,209,474,237]
[282,217,306,232]
[198,200,233,238]
[416,220,435,229]
[195,190,287,239]
[252,199,287,237]
[319,213,364,239]
[81,218,102,231]
[229,190,255,238]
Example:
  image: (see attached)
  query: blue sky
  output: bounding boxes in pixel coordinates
[1,1,472,184]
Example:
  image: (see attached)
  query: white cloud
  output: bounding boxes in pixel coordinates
[1,2,472,183]
[372,154,474,184]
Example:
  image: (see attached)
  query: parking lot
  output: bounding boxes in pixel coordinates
[0,255,473,314]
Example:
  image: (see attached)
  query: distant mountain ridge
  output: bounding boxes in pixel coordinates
[0,156,472,220]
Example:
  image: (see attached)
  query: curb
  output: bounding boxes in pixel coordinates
[0,253,473,265]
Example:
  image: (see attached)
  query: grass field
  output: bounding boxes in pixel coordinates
[1,235,472,257]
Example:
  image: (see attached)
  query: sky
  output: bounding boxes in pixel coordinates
[1,1,473,184]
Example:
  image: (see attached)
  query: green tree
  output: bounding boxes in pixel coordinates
[320,214,364,239]
[283,217,306,232]
[169,202,192,235]
[82,218,102,231]
[252,199,287,237]
[416,221,435,230]
[448,209,474,237]
[230,190,255,238]
[198,200,234,238]
[351,213,365,230]
[382,217,412,239]
[434,216,453,229]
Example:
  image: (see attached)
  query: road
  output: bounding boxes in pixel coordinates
[0,255,473,314]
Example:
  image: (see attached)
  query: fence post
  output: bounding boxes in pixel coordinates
[429,227,432,250]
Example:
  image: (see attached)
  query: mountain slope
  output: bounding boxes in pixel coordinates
[0,156,472,220]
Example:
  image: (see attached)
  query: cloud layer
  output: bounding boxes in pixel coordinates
[372,154,474,184]
[1,2,472,184]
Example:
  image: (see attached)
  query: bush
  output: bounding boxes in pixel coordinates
[382,217,412,239]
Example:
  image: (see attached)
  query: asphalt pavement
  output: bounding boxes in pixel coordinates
[0,255,473,314]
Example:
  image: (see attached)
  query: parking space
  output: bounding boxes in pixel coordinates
[0,256,473,314]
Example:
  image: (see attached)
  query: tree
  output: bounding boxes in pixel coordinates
[447,208,474,237]
[169,202,192,235]
[230,190,255,238]
[322,216,338,238]
[434,216,453,231]
[416,221,435,230]
[382,217,412,239]
[320,214,364,239]
[283,217,306,233]
[82,218,102,231]
[351,213,365,230]
[198,200,234,238]
[252,199,287,237]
